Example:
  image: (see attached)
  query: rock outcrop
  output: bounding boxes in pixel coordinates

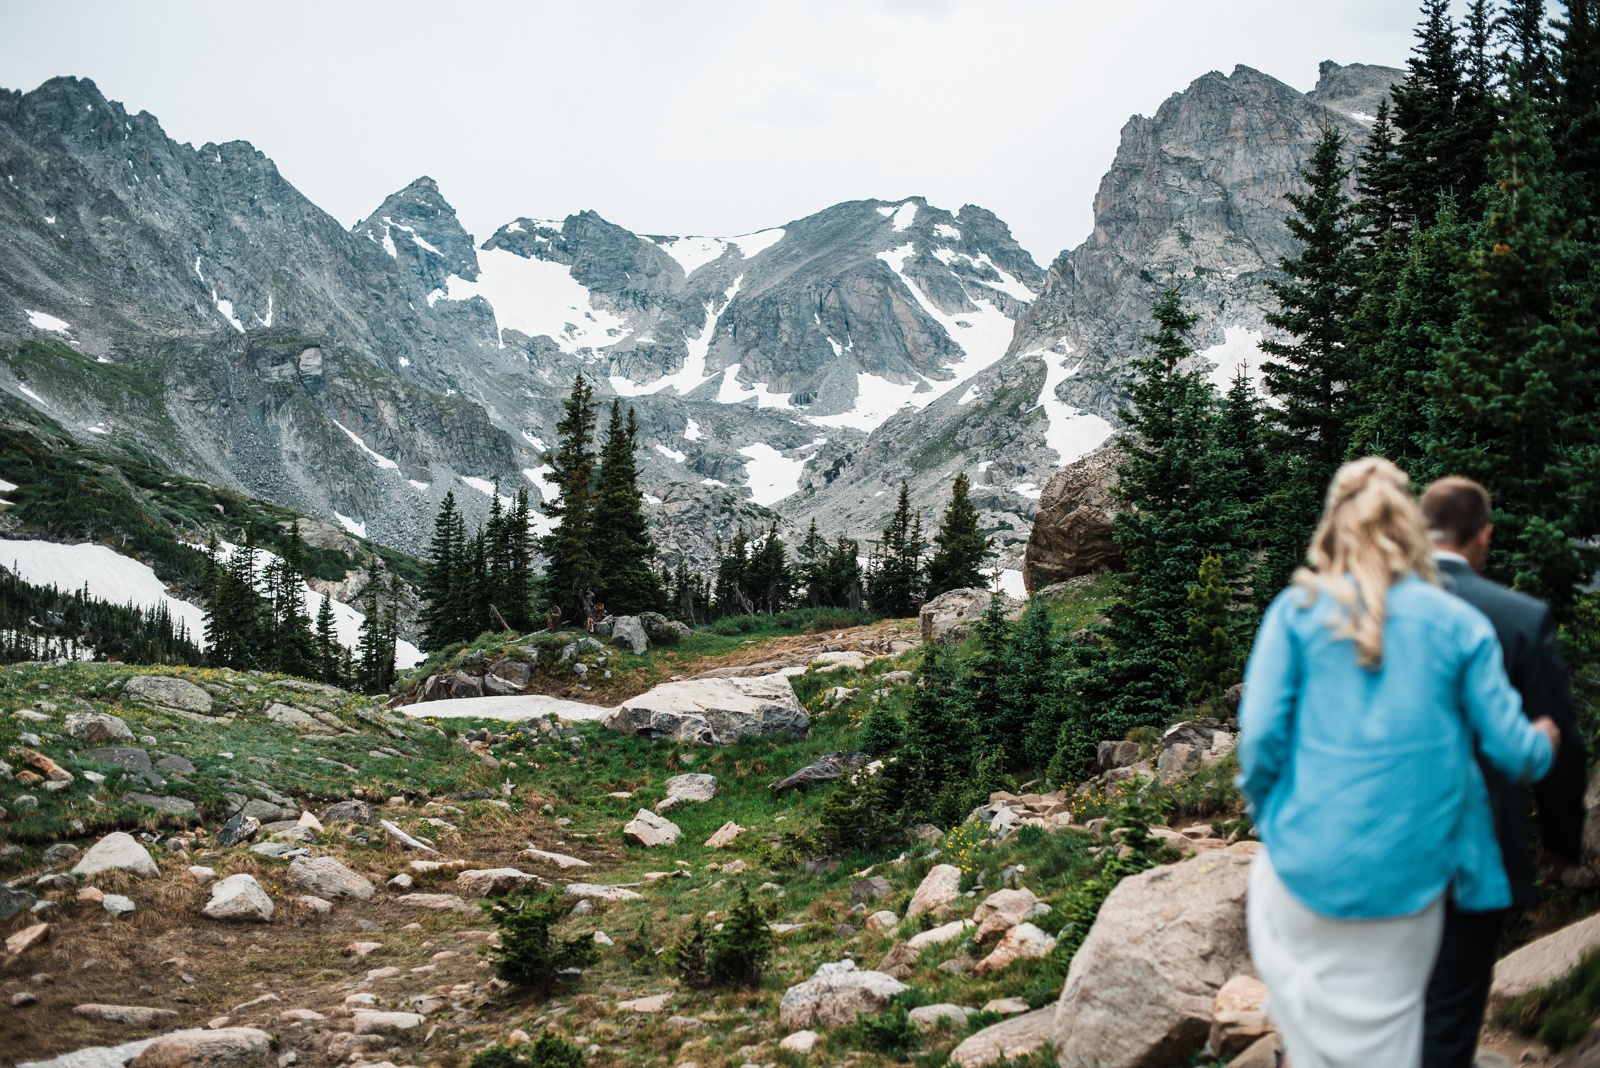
[603,673,808,745]
[778,960,909,1030]
[1022,446,1125,589]
[1052,846,1257,1067]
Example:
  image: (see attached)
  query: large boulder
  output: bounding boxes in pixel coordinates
[907,864,963,916]
[129,1028,273,1068]
[604,673,809,746]
[124,675,214,715]
[73,832,160,879]
[286,856,375,901]
[1052,845,1257,1068]
[778,960,909,1030]
[656,773,718,813]
[202,874,275,923]
[456,868,543,897]
[611,616,650,655]
[1022,445,1126,591]
[624,809,682,847]
[65,712,135,744]
[918,588,1021,641]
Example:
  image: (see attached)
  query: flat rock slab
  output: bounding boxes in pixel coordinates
[1491,912,1600,1010]
[604,672,809,746]
[122,792,196,816]
[566,883,644,901]
[73,832,159,879]
[351,1011,424,1035]
[949,1008,1054,1068]
[123,676,213,714]
[456,868,542,897]
[129,1028,272,1068]
[395,893,474,912]
[656,773,717,812]
[617,993,671,1013]
[18,1038,158,1068]
[263,704,329,733]
[396,694,615,722]
[83,747,153,770]
[909,1004,975,1031]
[907,864,962,916]
[523,848,590,869]
[72,1004,181,1027]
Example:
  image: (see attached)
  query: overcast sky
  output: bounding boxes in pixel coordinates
[1,1,1421,263]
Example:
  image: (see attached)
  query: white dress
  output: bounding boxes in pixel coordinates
[1248,852,1445,1068]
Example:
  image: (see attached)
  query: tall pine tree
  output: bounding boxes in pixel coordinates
[926,472,991,596]
[540,376,600,622]
[590,402,664,614]
[866,482,924,618]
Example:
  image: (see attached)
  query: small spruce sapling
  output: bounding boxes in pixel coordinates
[466,1033,583,1068]
[706,886,774,988]
[488,889,598,993]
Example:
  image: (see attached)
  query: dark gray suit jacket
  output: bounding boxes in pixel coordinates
[1438,557,1587,907]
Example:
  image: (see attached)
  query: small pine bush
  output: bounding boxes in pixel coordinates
[850,999,916,1054]
[706,887,773,988]
[466,1033,583,1068]
[671,918,710,988]
[488,890,598,993]
[856,705,904,757]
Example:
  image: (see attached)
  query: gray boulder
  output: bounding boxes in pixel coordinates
[605,672,809,746]
[65,712,134,744]
[124,676,213,715]
[656,773,717,812]
[129,1027,273,1068]
[772,751,867,796]
[73,832,160,879]
[217,813,261,846]
[778,960,908,1030]
[322,799,374,824]
[202,874,274,922]
[286,856,375,901]
[611,616,650,655]
[123,792,196,816]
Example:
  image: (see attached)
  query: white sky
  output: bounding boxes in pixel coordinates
[0,0,1420,264]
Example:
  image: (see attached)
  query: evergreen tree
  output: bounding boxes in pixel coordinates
[503,490,536,631]
[540,376,600,622]
[899,639,975,824]
[744,522,793,614]
[1393,0,1491,224]
[591,403,665,614]
[1259,126,1361,595]
[314,592,340,685]
[1550,0,1600,218]
[966,592,1012,752]
[1426,92,1600,617]
[356,570,398,694]
[820,536,865,610]
[1062,286,1246,761]
[1007,596,1064,771]
[712,529,752,617]
[1215,366,1269,549]
[1184,554,1240,706]
[925,471,991,596]
[865,482,924,618]
[421,492,466,648]
[798,519,828,607]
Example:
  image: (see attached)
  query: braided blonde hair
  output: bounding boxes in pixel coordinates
[1293,457,1438,668]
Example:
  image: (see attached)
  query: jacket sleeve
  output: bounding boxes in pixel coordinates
[1462,616,1553,785]
[1236,595,1300,816]
[1525,608,1588,864]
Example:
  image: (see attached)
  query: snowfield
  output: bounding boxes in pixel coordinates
[443,248,630,353]
[738,443,807,506]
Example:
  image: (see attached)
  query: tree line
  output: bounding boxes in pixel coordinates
[0,567,202,666]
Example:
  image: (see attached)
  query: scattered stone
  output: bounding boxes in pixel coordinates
[778,960,909,1030]
[12,990,38,1007]
[263,703,327,733]
[1158,743,1202,783]
[249,842,308,859]
[286,856,375,900]
[604,673,810,746]
[624,809,682,847]
[297,895,332,914]
[380,819,440,855]
[704,821,744,850]
[73,832,160,879]
[188,866,217,885]
[523,847,591,869]
[0,885,36,921]
[7,922,50,956]
[395,893,474,912]
[347,941,384,957]
[456,868,542,897]
[322,800,374,824]
[975,922,1057,975]
[1052,847,1256,1068]
[43,842,81,863]
[12,747,73,783]
[907,864,962,916]
[656,773,718,813]
[1227,1034,1284,1068]
[79,886,106,904]
[1490,912,1600,1010]
[865,910,898,933]
[66,712,135,744]
[36,873,75,892]
[973,887,1044,943]
[949,1008,1055,1068]
[156,755,197,776]
[351,1011,425,1035]
[202,874,275,923]
[919,588,1022,641]
[102,894,137,917]
[611,615,650,655]
[907,919,974,951]
[779,1030,820,1054]
[73,1004,182,1026]
[983,998,1031,1015]
[909,1004,973,1031]
[566,883,644,902]
[388,874,413,891]
[125,676,214,715]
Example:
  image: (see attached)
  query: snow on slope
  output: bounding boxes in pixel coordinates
[1030,344,1115,465]
[1201,326,1266,393]
[612,277,742,398]
[26,310,70,333]
[443,248,630,352]
[1,540,207,643]
[650,229,784,276]
[738,443,807,506]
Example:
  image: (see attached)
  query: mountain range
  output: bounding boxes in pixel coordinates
[0,59,1401,578]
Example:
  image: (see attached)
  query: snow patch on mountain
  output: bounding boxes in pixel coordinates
[1031,346,1114,465]
[1,539,207,645]
[812,372,923,432]
[1201,326,1267,393]
[716,363,793,408]
[739,443,806,506]
[335,422,400,471]
[334,512,367,538]
[25,310,70,333]
[443,248,629,353]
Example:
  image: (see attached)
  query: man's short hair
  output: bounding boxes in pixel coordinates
[1421,476,1493,546]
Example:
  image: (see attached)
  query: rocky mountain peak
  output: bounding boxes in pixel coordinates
[1308,60,1405,120]
[354,175,480,287]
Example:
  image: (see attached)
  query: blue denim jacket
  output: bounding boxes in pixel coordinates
[1237,575,1553,918]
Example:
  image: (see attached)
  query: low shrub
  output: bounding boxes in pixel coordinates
[466,1033,583,1068]
[706,887,774,988]
[488,889,599,993]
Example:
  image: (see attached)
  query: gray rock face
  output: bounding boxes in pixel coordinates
[123,676,213,715]
[604,672,808,746]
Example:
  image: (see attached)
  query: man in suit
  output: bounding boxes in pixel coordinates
[1421,476,1588,1068]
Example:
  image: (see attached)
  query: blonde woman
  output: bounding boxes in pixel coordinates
[1237,458,1559,1068]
